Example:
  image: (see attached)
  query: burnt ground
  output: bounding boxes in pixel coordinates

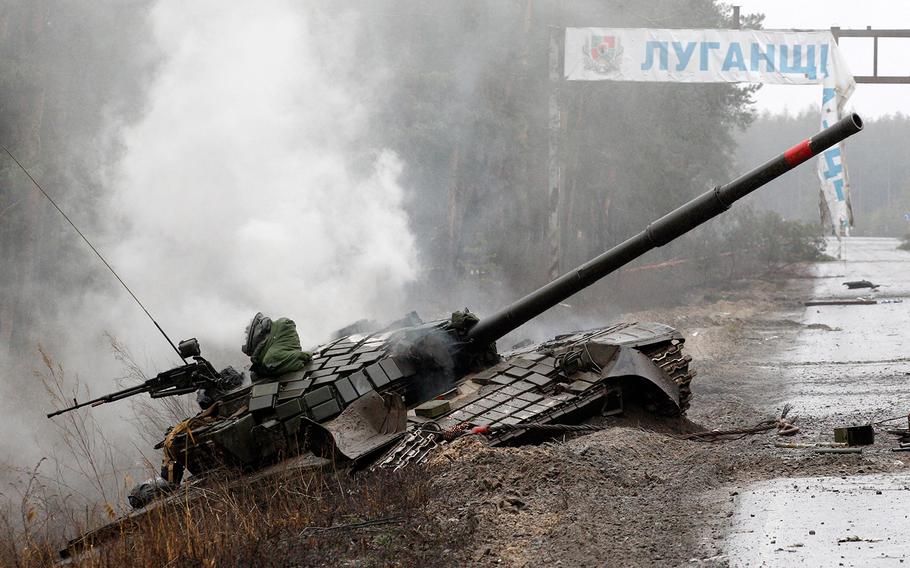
[417,238,910,568]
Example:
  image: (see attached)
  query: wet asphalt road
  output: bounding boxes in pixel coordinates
[727,237,910,567]
[728,474,910,566]
[772,237,910,423]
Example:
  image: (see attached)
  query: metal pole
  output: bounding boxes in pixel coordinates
[873,35,879,77]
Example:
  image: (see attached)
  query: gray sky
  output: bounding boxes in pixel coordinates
[737,0,910,118]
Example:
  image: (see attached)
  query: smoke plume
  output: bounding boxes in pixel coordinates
[103,2,419,361]
[0,1,420,488]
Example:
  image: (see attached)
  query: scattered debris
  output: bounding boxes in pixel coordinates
[805,323,841,331]
[804,298,877,306]
[813,447,862,454]
[837,535,882,544]
[885,426,910,449]
[889,428,910,451]
[774,442,847,449]
[680,405,798,441]
[834,425,875,446]
[804,297,903,306]
[297,516,405,536]
[842,279,881,290]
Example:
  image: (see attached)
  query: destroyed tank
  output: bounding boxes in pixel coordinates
[56,113,862,558]
[143,113,862,478]
[49,116,863,559]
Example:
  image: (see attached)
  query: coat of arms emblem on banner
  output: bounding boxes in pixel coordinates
[583,34,622,74]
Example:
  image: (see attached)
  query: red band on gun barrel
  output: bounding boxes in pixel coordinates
[783,139,813,167]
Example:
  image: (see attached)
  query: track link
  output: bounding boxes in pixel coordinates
[639,339,696,413]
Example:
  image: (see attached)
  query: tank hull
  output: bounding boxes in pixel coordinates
[164,320,691,477]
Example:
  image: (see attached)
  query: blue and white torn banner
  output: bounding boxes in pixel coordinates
[564,28,856,236]
[818,72,855,236]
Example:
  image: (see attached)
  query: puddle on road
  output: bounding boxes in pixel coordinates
[727,474,910,567]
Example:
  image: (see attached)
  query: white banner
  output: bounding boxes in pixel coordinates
[817,79,853,235]
[564,28,855,235]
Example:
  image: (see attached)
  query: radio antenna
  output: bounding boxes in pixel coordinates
[3,147,186,363]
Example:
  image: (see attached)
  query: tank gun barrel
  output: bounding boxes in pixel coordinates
[467,113,864,346]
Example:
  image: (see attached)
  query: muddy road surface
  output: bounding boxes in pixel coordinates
[433,237,910,568]
[725,237,910,568]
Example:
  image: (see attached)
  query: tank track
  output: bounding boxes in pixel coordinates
[378,338,699,470]
[534,323,697,415]
[638,339,697,413]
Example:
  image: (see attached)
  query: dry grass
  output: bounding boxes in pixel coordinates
[2,347,469,568]
[1,462,466,567]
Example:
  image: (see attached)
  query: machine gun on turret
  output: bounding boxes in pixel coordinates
[46,338,222,418]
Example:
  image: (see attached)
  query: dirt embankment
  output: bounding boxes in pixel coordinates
[18,273,907,567]
[422,275,908,567]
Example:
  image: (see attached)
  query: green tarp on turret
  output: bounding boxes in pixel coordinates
[251,318,311,378]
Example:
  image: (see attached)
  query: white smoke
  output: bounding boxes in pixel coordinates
[0,1,419,488]
[103,1,418,357]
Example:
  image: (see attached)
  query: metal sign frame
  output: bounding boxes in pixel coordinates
[547,24,910,277]
[830,27,910,84]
